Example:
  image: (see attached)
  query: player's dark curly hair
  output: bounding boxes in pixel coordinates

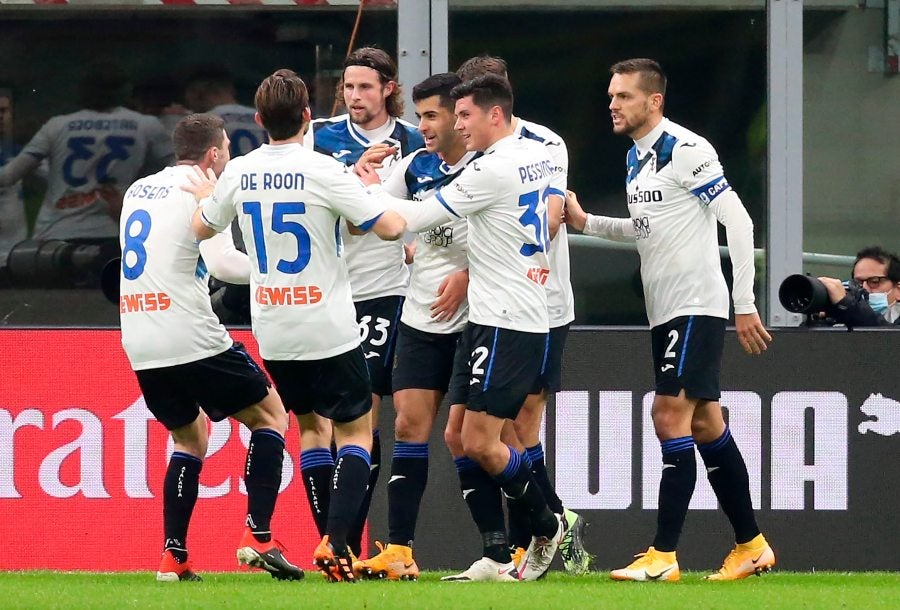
[341,47,404,118]
[173,113,226,162]
[254,68,309,141]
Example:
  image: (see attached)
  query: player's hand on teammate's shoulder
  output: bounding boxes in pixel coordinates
[564,189,588,232]
[735,312,772,355]
[353,143,397,175]
[181,166,217,202]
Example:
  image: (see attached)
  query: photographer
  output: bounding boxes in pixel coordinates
[817,246,900,328]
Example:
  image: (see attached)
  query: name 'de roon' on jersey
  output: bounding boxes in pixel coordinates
[625,118,733,327]
[304,114,423,301]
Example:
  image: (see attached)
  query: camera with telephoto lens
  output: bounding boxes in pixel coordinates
[778,274,867,326]
[5,239,119,289]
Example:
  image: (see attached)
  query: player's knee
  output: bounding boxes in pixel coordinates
[395,412,428,443]
[444,426,463,456]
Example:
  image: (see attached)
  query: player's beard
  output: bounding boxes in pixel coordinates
[617,103,652,139]
[349,106,378,127]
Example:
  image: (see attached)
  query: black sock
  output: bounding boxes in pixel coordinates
[387,441,429,546]
[347,430,380,556]
[300,447,333,537]
[327,445,371,553]
[244,428,285,543]
[526,443,564,514]
[454,456,509,563]
[698,427,760,544]
[506,450,532,549]
[163,451,202,562]
[494,446,558,539]
[653,436,696,552]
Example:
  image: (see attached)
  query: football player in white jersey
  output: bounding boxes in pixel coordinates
[0,91,27,270]
[353,72,477,581]
[120,113,301,583]
[359,74,565,583]
[303,47,424,555]
[0,62,173,245]
[187,69,406,582]
[564,58,774,582]
[456,54,589,577]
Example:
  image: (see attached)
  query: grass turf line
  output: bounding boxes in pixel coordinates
[0,571,896,609]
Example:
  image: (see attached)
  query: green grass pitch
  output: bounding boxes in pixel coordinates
[0,571,897,609]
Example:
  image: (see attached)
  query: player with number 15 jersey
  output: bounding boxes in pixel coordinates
[199,142,396,361]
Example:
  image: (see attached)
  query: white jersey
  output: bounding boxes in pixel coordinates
[209,103,268,157]
[16,107,173,240]
[304,114,423,301]
[382,149,477,334]
[200,142,389,361]
[0,145,27,264]
[379,134,554,333]
[119,165,234,371]
[516,118,574,327]
[625,118,735,327]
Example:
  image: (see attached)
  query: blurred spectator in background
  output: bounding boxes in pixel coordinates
[133,74,190,135]
[183,64,268,158]
[818,246,900,327]
[0,88,27,272]
[0,61,173,286]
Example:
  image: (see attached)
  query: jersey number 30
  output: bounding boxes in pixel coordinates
[243,201,311,274]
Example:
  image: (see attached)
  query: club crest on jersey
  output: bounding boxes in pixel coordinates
[693,177,730,205]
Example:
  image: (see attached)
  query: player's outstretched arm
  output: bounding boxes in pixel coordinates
[566,189,635,241]
[370,210,406,241]
[200,231,251,284]
[564,190,588,231]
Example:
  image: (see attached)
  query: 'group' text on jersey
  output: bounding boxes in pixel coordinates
[624,118,736,327]
[304,114,423,301]
[200,142,389,361]
[381,148,477,334]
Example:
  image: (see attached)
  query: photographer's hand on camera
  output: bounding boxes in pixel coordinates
[816,275,890,328]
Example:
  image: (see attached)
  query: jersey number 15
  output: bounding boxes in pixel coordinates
[243,201,311,274]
